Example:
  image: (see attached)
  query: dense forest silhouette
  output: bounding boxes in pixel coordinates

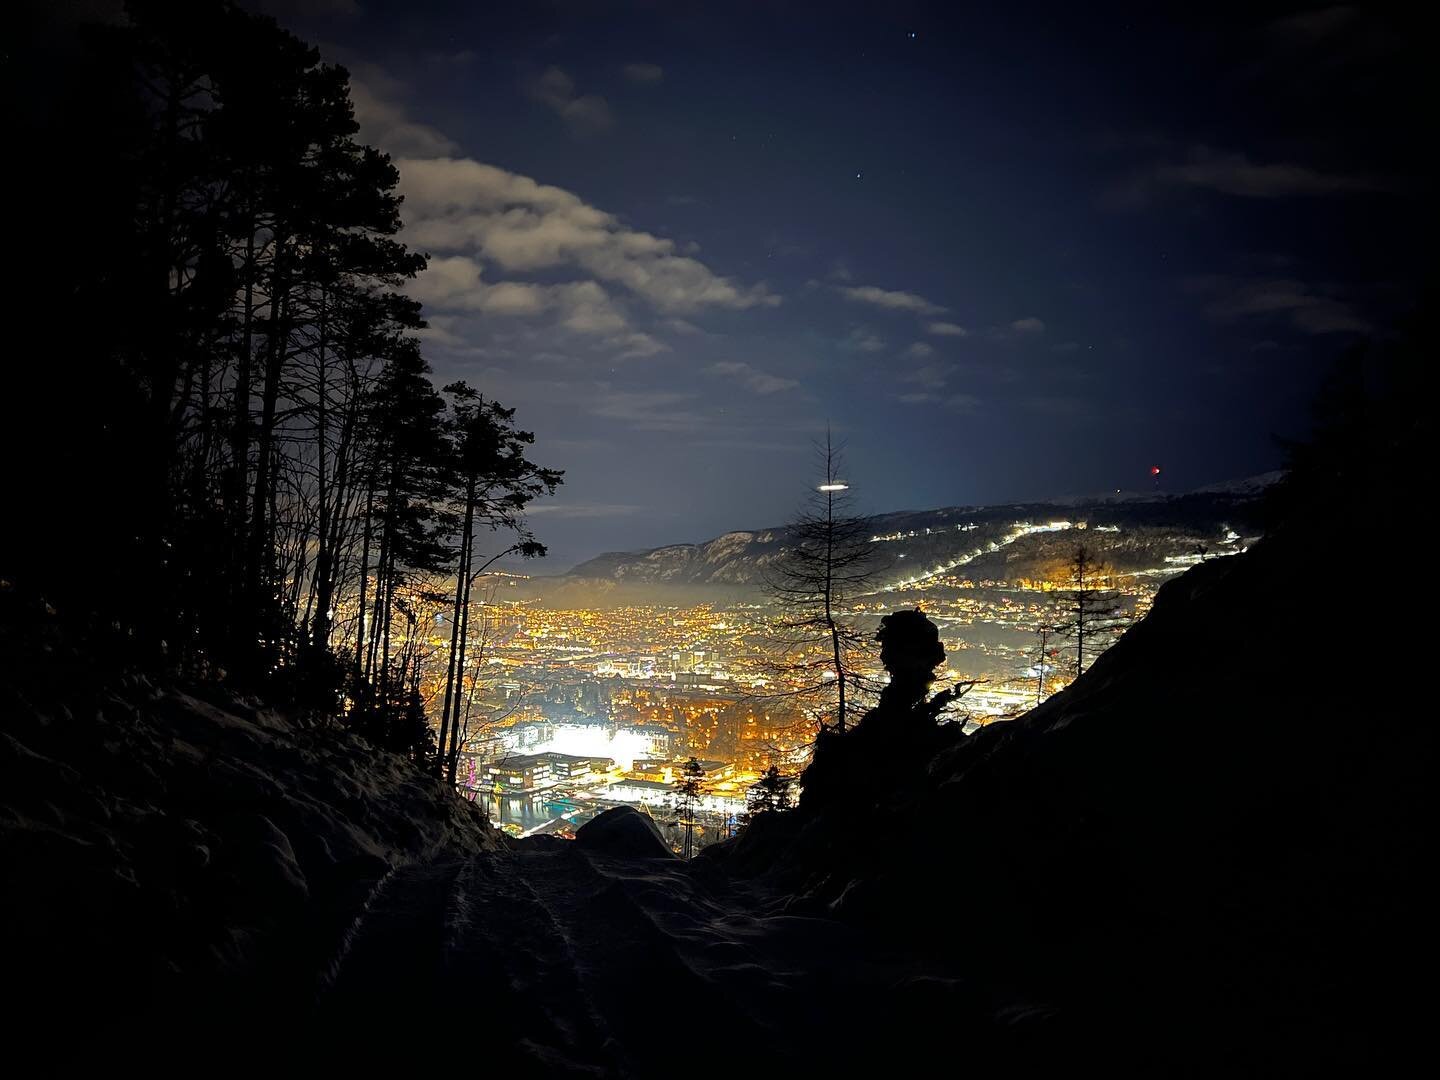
[6,0,559,761]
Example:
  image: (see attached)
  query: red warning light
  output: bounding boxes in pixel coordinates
[1149,465,1162,477]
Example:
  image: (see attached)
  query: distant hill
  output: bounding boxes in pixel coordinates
[563,477,1277,589]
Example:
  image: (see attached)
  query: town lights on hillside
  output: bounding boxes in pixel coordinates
[817,482,849,492]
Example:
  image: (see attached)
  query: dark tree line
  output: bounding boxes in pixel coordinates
[7,0,559,766]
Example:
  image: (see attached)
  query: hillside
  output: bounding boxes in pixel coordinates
[717,518,1429,1068]
[0,613,504,1057]
[564,482,1272,589]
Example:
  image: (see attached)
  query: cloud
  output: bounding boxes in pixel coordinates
[408,255,636,335]
[982,316,1046,344]
[1152,148,1391,198]
[525,66,615,138]
[903,363,952,390]
[840,328,886,353]
[836,284,946,315]
[945,394,982,414]
[895,390,980,413]
[622,62,664,84]
[905,342,934,359]
[349,78,459,157]
[526,502,648,519]
[397,156,780,314]
[352,70,777,378]
[927,321,968,337]
[706,361,798,395]
[1187,275,1370,334]
[590,390,708,431]
[607,332,669,359]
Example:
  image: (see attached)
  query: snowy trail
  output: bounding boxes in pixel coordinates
[318,845,937,1075]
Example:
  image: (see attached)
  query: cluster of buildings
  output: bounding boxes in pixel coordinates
[408,536,1228,841]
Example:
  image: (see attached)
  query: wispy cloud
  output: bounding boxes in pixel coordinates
[526,502,650,518]
[945,393,982,414]
[1151,147,1391,198]
[1186,275,1370,334]
[927,321,968,337]
[840,327,886,353]
[836,284,946,315]
[903,363,952,390]
[706,361,798,395]
[349,77,459,157]
[896,390,981,413]
[589,390,709,431]
[525,66,615,138]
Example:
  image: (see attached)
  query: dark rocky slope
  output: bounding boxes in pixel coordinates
[720,525,1431,1069]
[0,627,503,1060]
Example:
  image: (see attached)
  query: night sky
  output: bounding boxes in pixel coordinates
[251,0,1426,569]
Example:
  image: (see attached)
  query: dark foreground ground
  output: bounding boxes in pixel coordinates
[3,510,1431,1074]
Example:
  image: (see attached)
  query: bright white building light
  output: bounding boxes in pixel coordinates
[817,483,849,492]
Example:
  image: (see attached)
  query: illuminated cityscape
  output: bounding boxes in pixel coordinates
[373,514,1251,849]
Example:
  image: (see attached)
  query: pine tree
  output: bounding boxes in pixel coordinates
[674,758,706,859]
[747,766,794,815]
[435,383,561,785]
[11,0,563,773]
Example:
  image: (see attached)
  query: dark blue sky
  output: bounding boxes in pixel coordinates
[257,0,1425,568]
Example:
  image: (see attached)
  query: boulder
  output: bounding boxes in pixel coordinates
[573,806,674,859]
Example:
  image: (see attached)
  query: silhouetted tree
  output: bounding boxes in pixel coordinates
[435,384,561,785]
[674,757,706,859]
[1053,545,1128,679]
[7,0,561,771]
[763,435,883,732]
[747,766,794,814]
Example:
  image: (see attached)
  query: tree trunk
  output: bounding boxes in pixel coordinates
[437,475,475,779]
[249,233,289,606]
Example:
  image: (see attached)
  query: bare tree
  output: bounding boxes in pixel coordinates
[763,434,884,733]
[1054,544,1129,680]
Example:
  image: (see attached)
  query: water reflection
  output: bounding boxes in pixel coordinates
[477,792,554,831]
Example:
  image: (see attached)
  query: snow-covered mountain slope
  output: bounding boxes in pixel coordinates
[565,480,1274,587]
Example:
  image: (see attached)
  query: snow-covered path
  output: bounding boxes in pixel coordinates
[319,844,944,1075]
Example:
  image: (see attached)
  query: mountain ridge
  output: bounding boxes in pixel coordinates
[563,475,1278,588]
